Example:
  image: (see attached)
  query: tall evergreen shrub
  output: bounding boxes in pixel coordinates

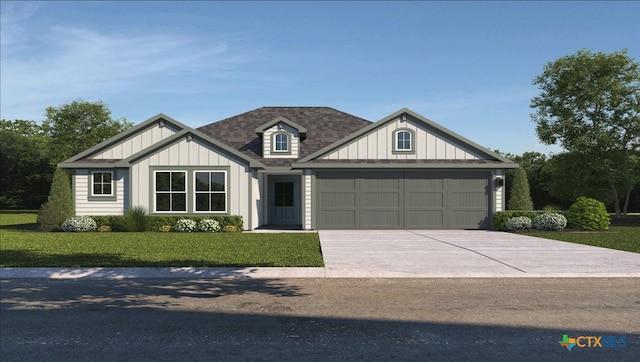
[508,167,534,210]
[36,168,74,231]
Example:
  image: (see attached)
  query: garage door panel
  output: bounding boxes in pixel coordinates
[363,192,401,207]
[362,210,402,227]
[319,192,356,208]
[405,210,444,228]
[319,210,357,227]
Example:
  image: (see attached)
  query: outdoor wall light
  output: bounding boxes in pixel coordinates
[495,178,504,188]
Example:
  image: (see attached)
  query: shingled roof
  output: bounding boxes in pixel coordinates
[197,107,372,166]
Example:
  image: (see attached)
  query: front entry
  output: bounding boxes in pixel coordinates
[269,177,300,225]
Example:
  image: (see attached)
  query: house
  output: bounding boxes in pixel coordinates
[59,107,518,230]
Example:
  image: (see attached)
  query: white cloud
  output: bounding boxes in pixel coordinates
[0,4,258,121]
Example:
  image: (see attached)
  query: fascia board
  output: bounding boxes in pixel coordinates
[255,116,308,135]
[58,162,121,168]
[59,113,188,164]
[118,128,266,169]
[291,162,520,169]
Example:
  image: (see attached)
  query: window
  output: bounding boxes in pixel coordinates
[273,132,289,152]
[155,171,187,212]
[394,129,414,152]
[194,171,227,212]
[92,171,113,196]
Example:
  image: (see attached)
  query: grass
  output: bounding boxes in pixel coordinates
[522,226,640,253]
[0,213,324,267]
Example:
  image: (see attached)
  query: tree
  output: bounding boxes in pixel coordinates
[36,168,74,231]
[530,49,640,217]
[0,119,53,209]
[508,167,534,210]
[42,100,133,165]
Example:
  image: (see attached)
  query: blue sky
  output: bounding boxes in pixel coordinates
[1,1,638,155]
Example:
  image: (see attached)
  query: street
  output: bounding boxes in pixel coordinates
[1,278,639,361]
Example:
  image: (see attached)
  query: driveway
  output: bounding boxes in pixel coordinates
[318,230,640,277]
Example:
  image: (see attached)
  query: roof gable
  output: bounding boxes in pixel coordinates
[299,108,515,164]
[58,113,187,166]
[255,116,308,140]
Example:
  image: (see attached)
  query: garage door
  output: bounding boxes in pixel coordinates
[316,171,489,229]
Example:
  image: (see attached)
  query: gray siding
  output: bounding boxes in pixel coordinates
[315,171,490,229]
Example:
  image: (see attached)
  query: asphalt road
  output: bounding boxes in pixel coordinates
[1,278,639,361]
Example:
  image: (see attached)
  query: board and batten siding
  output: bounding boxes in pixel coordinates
[321,116,482,161]
[74,169,128,216]
[128,136,255,230]
[89,122,180,160]
[262,123,300,158]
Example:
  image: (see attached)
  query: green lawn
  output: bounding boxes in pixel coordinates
[522,226,640,253]
[0,213,324,267]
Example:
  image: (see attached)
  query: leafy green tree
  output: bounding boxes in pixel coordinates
[508,167,534,210]
[0,119,53,209]
[530,49,640,217]
[42,100,133,165]
[36,168,74,231]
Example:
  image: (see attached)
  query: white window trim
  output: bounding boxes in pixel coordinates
[272,132,291,153]
[91,171,114,197]
[153,170,188,213]
[393,129,415,153]
[193,170,228,213]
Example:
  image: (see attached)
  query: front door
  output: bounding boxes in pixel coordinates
[269,178,300,225]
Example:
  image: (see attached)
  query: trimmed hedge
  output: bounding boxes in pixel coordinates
[90,215,243,232]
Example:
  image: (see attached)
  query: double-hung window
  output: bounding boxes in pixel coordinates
[273,133,289,153]
[155,171,187,212]
[92,171,113,196]
[195,171,227,212]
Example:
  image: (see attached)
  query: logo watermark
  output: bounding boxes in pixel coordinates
[559,334,627,351]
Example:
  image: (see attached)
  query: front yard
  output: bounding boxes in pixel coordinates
[0,213,324,267]
[522,226,639,253]
[1,212,637,268]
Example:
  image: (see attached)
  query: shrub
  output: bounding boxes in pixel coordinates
[493,211,546,231]
[532,213,567,231]
[126,206,149,232]
[198,219,221,232]
[223,225,238,232]
[158,225,172,232]
[37,168,74,231]
[60,216,97,232]
[565,197,611,231]
[505,216,532,231]
[97,225,112,232]
[542,204,563,212]
[174,219,197,232]
[507,167,534,211]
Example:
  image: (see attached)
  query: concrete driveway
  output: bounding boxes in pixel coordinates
[319,230,640,277]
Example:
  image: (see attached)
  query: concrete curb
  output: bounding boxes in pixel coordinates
[2,267,640,279]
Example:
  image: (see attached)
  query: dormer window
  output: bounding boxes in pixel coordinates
[393,129,415,153]
[273,132,290,153]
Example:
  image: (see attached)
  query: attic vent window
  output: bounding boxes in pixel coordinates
[396,130,412,151]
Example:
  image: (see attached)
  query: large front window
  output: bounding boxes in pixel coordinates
[155,171,186,212]
[195,171,227,212]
